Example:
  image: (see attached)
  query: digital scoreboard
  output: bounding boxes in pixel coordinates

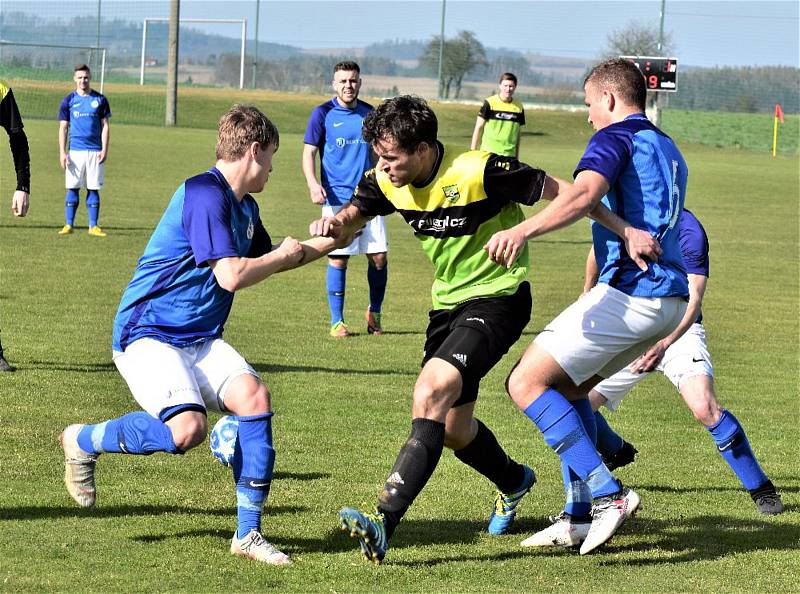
[620,56,678,92]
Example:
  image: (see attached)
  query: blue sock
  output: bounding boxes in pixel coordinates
[594,411,624,459]
[562,399,596,518]
[233,413,275,539]
[367,263,387,314]
[524,388,620,498]
[87,190,100,227]
[65,188,79,226]
[708,409,769,490]
[326,263,346,325]
[76,411,181,455]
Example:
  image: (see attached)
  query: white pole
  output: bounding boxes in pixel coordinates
[140,19,148,85]
[100,48,106,94]
[239,20,246,89]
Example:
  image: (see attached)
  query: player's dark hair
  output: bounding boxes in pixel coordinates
[74,64,91,75]
[584,58,646,111]
[216,104,279,161]
[362,95,437,154]
[499,72,517,85]
[334,60,360,75]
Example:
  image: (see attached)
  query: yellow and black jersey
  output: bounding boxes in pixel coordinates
[351,142,545,309]
[478,94,525,157]
[0,80,30,193]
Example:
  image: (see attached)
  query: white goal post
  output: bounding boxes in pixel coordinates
[140,18,247,89]
[0,40,107,94]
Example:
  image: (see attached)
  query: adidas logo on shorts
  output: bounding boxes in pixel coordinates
[452,353,468,366]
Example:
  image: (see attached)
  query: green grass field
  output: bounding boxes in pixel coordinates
[0,94,798,592]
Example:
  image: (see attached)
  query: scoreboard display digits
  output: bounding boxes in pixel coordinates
[620,56,678,92]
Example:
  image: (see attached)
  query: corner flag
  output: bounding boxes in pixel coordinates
[772,104,784,157]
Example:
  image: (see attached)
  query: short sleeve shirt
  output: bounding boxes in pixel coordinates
[112,167,271,351]
[303,98,373,206]
[58,90,111,151]
[575,114,688,298]
[351,143,545,309]
[478,94,525,156]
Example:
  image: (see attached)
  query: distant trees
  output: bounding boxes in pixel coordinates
[420,31,487,98]
[604,20,675,57]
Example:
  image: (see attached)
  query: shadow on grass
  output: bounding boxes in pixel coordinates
[637,482,800,495]
[273,470,330,481]
[0,224,154,232]
[596,514,800,566]
[251,362,416,376]
[0,503,305,522]
[25,360,117,373]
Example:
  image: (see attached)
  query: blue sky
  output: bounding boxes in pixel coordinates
[4,1,799,68]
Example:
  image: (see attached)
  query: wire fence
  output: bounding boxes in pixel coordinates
[1,0,797,148]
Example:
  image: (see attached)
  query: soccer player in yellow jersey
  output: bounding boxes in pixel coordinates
[471,72,525,157]
[310,95,659,563]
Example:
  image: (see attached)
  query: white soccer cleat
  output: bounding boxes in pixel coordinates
[521,512,591,548]
[231,529,292,565]
[60,424,98,507]
[579,487,640,555]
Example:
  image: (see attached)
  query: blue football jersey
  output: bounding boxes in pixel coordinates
[303,98,373,206]
[112,168,270,351]
[576,114,689,298]
[58,90,111,151]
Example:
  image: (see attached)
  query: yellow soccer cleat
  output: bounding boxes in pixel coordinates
[88,226,107,237]
[58,224,73,235]
[329,321,350,338]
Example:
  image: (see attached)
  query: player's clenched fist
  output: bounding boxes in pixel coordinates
[277,236,304,265]
[484,227,527,269]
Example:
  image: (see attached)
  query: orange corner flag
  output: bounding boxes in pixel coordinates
[772,104,784,157]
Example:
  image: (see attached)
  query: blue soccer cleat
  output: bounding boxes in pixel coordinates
[338,507,388,564]
[488,465,536,535]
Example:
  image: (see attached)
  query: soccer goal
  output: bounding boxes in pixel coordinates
[140,18,246,89]
[0,40,107,120]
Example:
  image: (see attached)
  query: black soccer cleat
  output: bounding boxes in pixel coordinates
[601,441,638,471]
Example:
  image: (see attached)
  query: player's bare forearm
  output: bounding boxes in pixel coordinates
[470,117,485,151]
[583,246,599,294]
[210,238,305,292]
[279,236,340,272]
[663,274,707,347]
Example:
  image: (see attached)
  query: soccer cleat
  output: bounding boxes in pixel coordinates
[58,224,73,235]
[366,309,382,335]
[579,487,640,555]
[88,226,107,237]
[601,441,638,471]
[754,492,784,515]
[338,507,388,564]
[0,356,15,372]
[60,424,98,507]
[329,321,350,338]
[488,465,536,535]
[521,511,591,548]
[231,529,292,565]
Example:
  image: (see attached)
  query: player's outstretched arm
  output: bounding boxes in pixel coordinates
[309,202,367,242]
[630,273,708,373]
[209,238,305,292]
[587,203,662,271]
[484,171,606,268]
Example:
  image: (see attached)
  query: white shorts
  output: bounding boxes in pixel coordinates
[534,283,688,386]
[113,337,259,419]
[323,204,388,256]
[595,322,714,411]
[66,150,104,190]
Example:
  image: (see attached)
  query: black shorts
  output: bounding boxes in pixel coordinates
[422,281,532,407]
